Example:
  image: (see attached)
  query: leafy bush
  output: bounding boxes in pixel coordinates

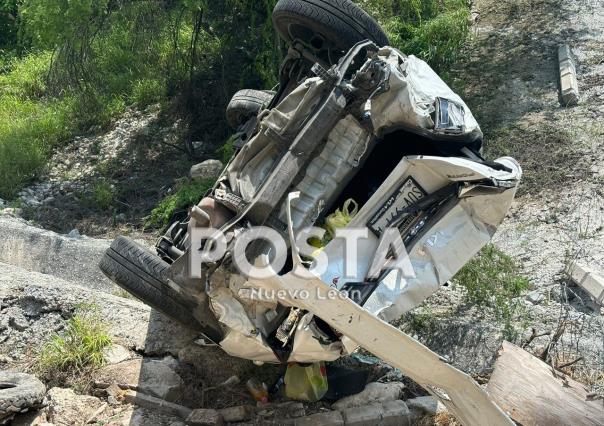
[359,0,470,72]
[0,95,74,197]
[0,1,18,59]
[0,0,471,199]
[90,181,114,211]
[454,244,530,337]
[38,304,111,388]
[147,178,214,227]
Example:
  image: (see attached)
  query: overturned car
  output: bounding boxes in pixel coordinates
[100,1,520,424]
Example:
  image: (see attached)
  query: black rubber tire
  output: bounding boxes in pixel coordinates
[226,89,276,128]
[0,372,46,423]
[100,236,213,335]
[273,0,389,60]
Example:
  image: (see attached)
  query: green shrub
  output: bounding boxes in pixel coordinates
[0,94,74,197]
[131,78,165,107]
[38,305,111,383]
[359,0,470,72]
[454,244,530,337]
[147,178,214,227]
[0,52,50,98]
[216,134,237,164]
[90,181,114,211]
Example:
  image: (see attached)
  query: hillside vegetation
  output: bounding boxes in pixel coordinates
[0,0,470,199]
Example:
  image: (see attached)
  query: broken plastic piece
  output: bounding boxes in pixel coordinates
[246,377,269,404]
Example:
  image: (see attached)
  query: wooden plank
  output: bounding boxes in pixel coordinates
[256,272,514,426]
[487,341,604,426]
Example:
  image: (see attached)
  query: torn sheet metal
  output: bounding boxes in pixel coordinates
[370,47,482,141]
[219,329,280,363]
[319,156,521,321]
[210,287,280,362]
[287,313,344,363]
[251,271,514,426]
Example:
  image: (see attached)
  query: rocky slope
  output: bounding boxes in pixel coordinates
[1,0,603,422]
[409,0,604,395]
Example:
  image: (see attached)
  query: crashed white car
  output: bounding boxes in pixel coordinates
[101,1,519,424]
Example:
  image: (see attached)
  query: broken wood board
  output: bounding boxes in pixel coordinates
[487,341,604,426]
[570,262,604,307]
[254,272,514,426]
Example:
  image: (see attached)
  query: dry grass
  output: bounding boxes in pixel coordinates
[418,412,463,426]
[485,123,592,196]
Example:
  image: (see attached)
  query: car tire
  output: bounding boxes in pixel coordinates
[273,0,389,62]
[226,89,276,129]
[0,372,46,423]
[99,236,221,341]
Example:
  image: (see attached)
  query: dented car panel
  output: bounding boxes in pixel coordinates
[156,42,520,425]
[321,156,521,321]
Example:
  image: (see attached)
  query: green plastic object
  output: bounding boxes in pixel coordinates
[284,361,328,402]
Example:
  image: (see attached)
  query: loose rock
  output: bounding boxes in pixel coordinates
[185,408,223,426]
[406,396,447,416]
[189,160,223,181]
[103,344,131,364]
[331,382,404,410]
[294,410,344,426]
[45,387,106,426]
[96,357,184,402]
[218,405,254,422]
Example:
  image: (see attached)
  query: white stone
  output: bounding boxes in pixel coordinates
[406,396,447,416]
[570,262,604,307]
[103,344,131,364]
[340,400,410,426]
[45,387,106,426]
[331,382,404,410]
[558,44,579,106]
[294,411,344,426]
[382,400,411,426]
[189,160,223,181]
[525,290,545,304]
[67,229,81,239]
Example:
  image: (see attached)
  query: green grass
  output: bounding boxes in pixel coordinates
[38,304,111,388]
[0,0,472,201]
[405,307,439,335]
[453,244,530,338]
[147,178,214,227]
[90,181,114,211]
[358,0,470,73]
[0,52,75,197]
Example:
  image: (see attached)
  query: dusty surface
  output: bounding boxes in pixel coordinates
[0,261,198,361]
[408,0,604,395]
[1,0,604,423]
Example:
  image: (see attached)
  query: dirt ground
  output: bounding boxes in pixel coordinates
[416,0,604,391]
[3,0,604,421]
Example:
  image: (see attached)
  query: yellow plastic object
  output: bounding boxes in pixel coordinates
[284,362,328,402]
[309,199,359,252]
[325,198,358,238]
